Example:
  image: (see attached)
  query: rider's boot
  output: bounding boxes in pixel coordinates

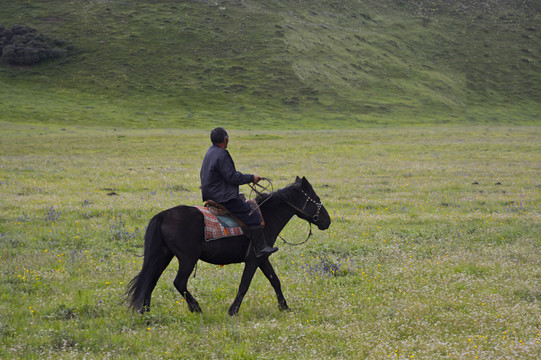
[249,225,278,258]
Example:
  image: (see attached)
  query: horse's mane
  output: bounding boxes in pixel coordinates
[255,182,299,206]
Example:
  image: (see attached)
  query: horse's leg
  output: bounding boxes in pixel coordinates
[142,252,174,312]
[259,258,290,311]
[228,261,259,316]
[173,256,202,313]
[160,206,205,313]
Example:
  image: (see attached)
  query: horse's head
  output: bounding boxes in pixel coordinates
[289,176,331,230]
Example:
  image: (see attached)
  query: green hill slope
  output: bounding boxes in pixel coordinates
[0,0,539,128]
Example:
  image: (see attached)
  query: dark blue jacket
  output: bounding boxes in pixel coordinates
[200,145,254,203]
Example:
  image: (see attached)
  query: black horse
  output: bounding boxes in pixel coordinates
[127,176,331,315]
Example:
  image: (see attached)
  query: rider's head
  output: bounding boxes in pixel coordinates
[210,127,229,147]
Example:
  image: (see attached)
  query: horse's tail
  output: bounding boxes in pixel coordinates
[126,213,169,313]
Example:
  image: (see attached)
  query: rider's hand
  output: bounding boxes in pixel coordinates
[253,174,262,183]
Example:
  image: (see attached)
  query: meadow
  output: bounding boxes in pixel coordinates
[0,123,539,359]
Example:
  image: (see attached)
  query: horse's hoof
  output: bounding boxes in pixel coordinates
[228,307,239,316]
[189,304,202,313]
[278,300,291,312]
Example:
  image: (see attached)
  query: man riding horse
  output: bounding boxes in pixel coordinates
[200,127,278,258]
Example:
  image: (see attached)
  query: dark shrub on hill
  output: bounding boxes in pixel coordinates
[0,24,68,65]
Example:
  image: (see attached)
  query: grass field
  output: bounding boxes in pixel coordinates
[1,0,540,358]
[1,123,539,359]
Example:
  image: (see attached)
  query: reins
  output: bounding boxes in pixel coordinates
[248,178,320,246]
[278,222,313,246]
[247,178,274,211]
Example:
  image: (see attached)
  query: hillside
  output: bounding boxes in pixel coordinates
[0,0,539,128]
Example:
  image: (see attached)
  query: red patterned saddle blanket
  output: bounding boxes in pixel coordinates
[196,205,245,241]
[196,200,264,242]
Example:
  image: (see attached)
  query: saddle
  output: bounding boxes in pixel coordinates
[203,199,265,228]
[196,199,264,242]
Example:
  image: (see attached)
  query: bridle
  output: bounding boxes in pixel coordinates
[248,179,324,246]
[299,189,323,223]
[282,188,323,223]
[277,188,323,246]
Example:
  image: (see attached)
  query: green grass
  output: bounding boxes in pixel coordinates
[1,0,540,128]
[1,0,540,357]
[1,124,540,359]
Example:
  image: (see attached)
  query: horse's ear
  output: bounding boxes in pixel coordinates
[301,176,310,188]
[295,176,302,183]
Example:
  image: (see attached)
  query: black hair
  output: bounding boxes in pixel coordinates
[210,127,228,144]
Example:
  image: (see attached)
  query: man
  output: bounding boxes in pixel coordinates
[200,127,278,258]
